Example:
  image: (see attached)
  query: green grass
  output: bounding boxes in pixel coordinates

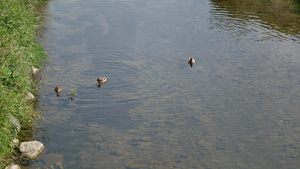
[0,0,47,167]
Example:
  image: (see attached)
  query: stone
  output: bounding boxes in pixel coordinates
[5,164,21,169]
[7,114,20,132]
[26,92,35,100]
[137,136,151,142]
[293,126,300,132]
[20,141,44,159]
[110,149,126,156]
[32,67,39,75]
[11,138,20,148]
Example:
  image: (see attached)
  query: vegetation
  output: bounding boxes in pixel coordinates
[0,0,47,167]
[70,89,77,97]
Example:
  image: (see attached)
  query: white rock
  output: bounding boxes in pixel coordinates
[26,92,35,100]
[20,141,44,159]
[5,164,21,169]
[32,67,39,75]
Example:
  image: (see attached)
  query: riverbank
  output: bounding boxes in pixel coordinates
[0,0,47,168]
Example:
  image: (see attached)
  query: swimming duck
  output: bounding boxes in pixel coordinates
[97,77,107,86]
[188,57,195,67]
[54,85,62,96]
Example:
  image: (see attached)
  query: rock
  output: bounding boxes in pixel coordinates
[293,126,300,132]
[5,164,21,169]
[110,149,126,156]
[11,138,20,148]
[20,141,44,159]
[32,67,39,75]
[7,114,20,132]
[40,153,64,167]
[137,136,151,142]
[125,164,147,169]
[26,92,35,100]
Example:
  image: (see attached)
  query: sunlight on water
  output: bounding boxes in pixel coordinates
[23,0,300,168]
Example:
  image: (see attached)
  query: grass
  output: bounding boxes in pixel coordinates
[0,0,47,168]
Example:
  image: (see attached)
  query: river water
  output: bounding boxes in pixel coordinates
[26,0,300,168]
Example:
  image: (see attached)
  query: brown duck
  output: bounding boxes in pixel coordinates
[97,77,107,87]
[188,57,195,67]
[54,85,62,96]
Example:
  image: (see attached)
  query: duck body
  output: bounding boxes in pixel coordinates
[54,85,62,93]
[97,77,107,85]
[188,57,195,64]
[54,85,62,96]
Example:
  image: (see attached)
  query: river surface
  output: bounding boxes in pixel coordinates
[26,0,300,168]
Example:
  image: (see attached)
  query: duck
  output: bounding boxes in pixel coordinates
[188,57,195,67]
[54,85,62,96]
[97,77,107,86]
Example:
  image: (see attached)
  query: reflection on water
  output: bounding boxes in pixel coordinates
[210,0,300,42]
[26,0,300,168]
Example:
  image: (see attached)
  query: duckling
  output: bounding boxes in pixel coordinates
[188,57,195,67]
[97,77,107,87]
[54,85,62,96]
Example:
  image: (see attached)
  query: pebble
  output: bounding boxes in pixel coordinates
[110,149,126,157]
[32,67,39,75]
[5,164,21,169]
[11,138,19,148]
[26,92,35,100]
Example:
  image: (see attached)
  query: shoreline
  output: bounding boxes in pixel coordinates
[0,0,48,168]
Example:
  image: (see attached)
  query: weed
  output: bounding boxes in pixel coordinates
[70,89,77,96]
[0,0,47,167]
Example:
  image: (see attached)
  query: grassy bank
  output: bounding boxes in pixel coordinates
[0,0,47,167]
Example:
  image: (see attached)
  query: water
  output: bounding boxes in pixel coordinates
[26,0,300,168]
